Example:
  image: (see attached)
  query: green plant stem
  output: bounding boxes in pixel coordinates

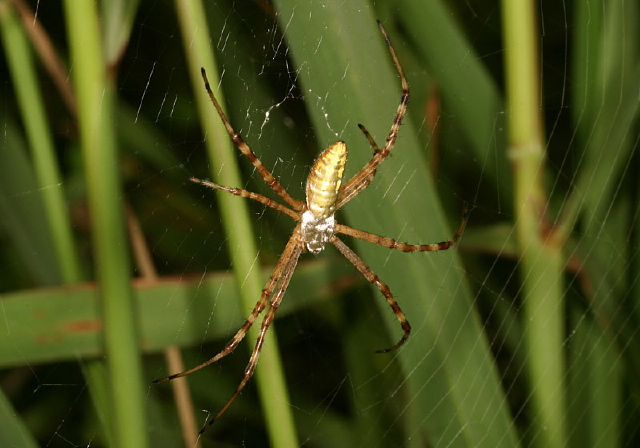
[1,3,114,444]
[63,1,147,447]
[173,1,298,446]
[0,2,80,284]
[501,1,566,447]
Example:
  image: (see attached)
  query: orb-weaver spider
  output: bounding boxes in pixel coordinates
[155,20,469,434]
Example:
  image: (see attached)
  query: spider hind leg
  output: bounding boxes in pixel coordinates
[198,239,303,433]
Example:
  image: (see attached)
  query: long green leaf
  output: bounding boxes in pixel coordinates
[0,259,348,367]
[271,1,518,446]
[63,1,147,446]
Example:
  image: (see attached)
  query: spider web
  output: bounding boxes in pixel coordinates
[0,0,638,447]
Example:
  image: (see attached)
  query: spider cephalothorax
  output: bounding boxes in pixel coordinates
[155,21,468,435]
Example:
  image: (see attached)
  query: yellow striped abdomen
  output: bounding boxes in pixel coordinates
[306,141,347,218]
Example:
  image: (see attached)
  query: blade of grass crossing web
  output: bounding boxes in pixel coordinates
[173,1,298,446]
[272,1,519,446]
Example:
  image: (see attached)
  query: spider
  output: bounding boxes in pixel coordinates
[155,20,469,434]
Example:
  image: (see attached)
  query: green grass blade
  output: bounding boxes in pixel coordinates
[63,1,148,447]
[0,3,80,284]
[0,259,347,367]
[399,0,509,200]
[0,4,113,445]
[101,0,142,66]
[0,118,59,285]
[0,390,39,448]
[272,1,518,446]
[172,1,298,445]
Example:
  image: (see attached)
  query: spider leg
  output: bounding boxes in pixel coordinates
[330,235,411,353]
[153,286,269,383]
[335,124,380,209]
[357,123,381,152]
[199,237,304,434]
[335,202,469,252]
[377,19,410,153]
[200,68,305,211]
[190,177,301,221]
[334,21,410,210]
[153,227,305,385]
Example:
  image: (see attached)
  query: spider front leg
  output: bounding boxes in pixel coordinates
[200,68,305,211]
[335,21,410,210]
[330,235,411,353]
[190,177,300,221]
[357,123,381,153]
[334,124,381,209]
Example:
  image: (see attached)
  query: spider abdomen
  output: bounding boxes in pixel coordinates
[306,141,347,219]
